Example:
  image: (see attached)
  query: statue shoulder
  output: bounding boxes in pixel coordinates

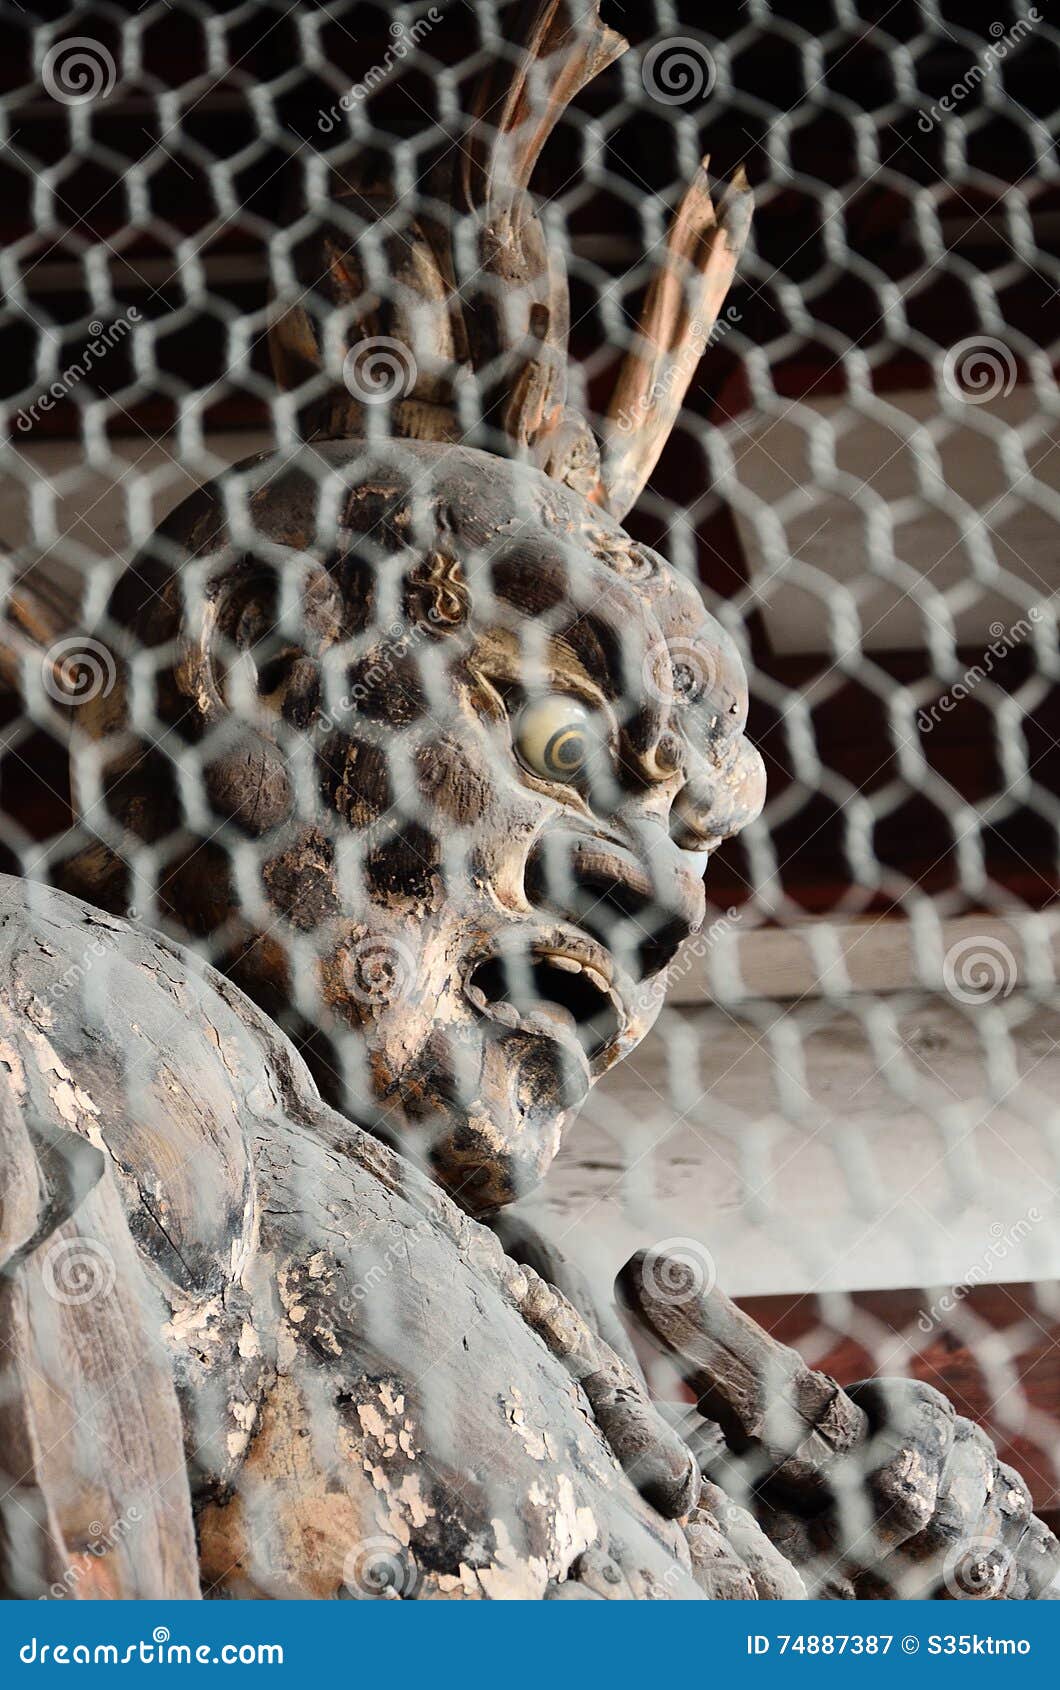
[0,875,300,1294]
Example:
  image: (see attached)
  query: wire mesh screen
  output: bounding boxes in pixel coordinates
[0,0,1058,1603]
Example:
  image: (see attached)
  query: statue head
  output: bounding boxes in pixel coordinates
[68,440,762,1211]
[59,1,764,1213]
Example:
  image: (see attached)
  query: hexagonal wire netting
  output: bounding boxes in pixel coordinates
[0,0,1058,1599]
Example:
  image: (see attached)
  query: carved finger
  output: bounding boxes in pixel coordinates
[1010,1515,1060,1600]
[997,1457,1060,1600]
[934,1420,1013,1599]
[699,1480,806,1600]
[492,1210,643,1376]
[844,1379,957,1552]
[750,1497,858,1599]
[653,1400,729,1472]
[881,1418,1003,1598]
[992,1463,1034,1599]
[560,1546,639,1599]
[684,1505,757,1600]
[617,1250,867,1501]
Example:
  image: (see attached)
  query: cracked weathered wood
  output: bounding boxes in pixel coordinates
[0,1084,200,1599]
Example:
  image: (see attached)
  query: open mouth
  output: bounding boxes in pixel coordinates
[524,836,693,984]
[466,946,622,1063]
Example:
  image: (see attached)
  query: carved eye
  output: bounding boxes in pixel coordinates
[515,695,596,784]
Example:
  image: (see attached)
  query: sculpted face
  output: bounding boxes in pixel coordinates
[73,441,764,1213]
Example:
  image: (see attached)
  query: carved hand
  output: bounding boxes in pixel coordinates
[619,1249,1060,1599]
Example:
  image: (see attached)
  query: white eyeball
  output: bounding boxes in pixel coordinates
[515,695,596,784]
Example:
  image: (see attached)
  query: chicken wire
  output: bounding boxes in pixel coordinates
[0,0,1058,1596]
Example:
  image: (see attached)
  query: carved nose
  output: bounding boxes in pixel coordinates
[524,829,701,980]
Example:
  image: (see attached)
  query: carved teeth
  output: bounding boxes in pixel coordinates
[536,951,612,996]
[468,948,621,1063]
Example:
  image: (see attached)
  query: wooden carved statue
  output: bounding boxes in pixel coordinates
[1,876,1055,1599]
[55,0,764,1218]
[1,0,1056,1600]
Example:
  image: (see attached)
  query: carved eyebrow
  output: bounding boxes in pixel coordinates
[468,624,605,709]
[551,614,626,703]
[492,646,619,730]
